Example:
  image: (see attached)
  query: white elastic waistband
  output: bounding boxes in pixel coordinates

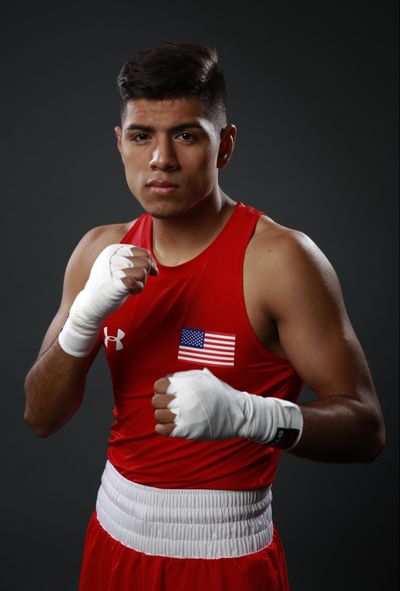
[96,461,273,559]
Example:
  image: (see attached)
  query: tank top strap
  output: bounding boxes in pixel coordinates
[216,202,262,257]
[120,213,152,248]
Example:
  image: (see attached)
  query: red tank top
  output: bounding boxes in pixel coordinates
[102,202,303,489]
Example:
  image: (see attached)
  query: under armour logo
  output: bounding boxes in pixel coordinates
[104,327,125,351]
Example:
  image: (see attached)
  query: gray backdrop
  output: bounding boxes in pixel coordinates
[1,1,398,590]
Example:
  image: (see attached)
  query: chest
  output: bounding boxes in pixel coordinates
[102,250,288,391]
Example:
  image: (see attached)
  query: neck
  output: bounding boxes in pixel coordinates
[152,190,236,266]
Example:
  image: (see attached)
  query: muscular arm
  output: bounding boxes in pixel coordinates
[262,230,385,462]
[152,220,384,463]
[24,222,141,437]
[24,228,110,436]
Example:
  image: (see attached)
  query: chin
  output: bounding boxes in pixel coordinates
[137,198,183,220]
[148,208,177,220]
[135,193,193,219]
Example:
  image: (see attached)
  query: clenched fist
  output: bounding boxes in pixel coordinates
[59,243,158,358]
[152,369,303,449]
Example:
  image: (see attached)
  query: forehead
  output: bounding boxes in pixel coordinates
[123,97,211,129]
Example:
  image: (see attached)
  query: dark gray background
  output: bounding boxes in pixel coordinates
[1,1,398,590]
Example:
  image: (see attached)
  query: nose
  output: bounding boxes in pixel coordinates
[149,138,179,171]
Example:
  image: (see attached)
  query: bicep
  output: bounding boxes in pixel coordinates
[268,235,375,402]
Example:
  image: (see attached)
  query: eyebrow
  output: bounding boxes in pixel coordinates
[124,122,205,133]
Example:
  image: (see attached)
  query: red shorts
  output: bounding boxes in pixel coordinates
[79,511,290,591]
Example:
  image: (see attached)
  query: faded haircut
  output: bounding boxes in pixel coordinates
[117,42,228,129]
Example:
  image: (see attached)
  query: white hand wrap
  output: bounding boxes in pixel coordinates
[167,368,303,450]
[59,244,133,357]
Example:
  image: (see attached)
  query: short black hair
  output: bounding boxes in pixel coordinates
[117,42,228,128]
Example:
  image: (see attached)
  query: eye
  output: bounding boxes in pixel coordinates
[176,132,196,142]
[131,133,151,142]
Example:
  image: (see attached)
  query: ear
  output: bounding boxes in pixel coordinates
[217,124,237,169]
[114,126,123,155]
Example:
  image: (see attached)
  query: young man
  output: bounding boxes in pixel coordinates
[24,42,385,590]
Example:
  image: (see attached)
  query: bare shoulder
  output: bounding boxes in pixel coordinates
[249,215,335,275]
[246,215,344,318]
[249,215,315,258]
[61,219,137,305]
[72,220,136,267]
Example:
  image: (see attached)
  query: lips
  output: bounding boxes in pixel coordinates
[147,180,179,188]
[146,179,179,196]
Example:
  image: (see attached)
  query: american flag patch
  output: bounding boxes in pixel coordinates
[178,328,236,367]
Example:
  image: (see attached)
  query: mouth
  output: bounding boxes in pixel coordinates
[146,180,179,195]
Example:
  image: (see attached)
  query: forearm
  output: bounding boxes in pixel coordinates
[290,396,385,463]
[24,338,93,437]
[153,370,385,464]
[24,241,155,437]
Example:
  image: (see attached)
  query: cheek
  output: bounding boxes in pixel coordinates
[123,155,145,186]
[185,149,218,182]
